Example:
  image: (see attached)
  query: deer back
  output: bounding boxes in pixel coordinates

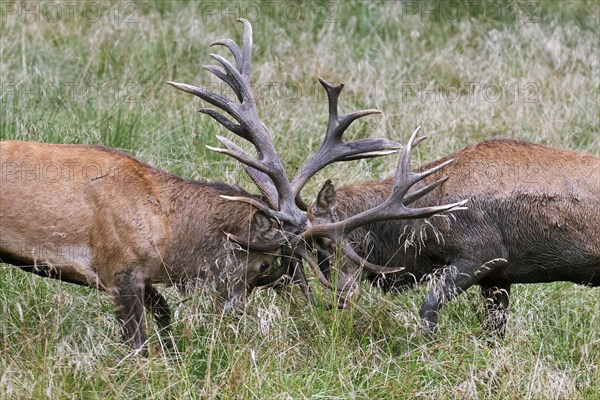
[0,140,270,291]
[331,140,600,281]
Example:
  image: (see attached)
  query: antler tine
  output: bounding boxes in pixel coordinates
[239,18,253,81]
[241,168,279,210]
[198,108,245,137]
[207,136,265,172]
[209,53,253,103]
[211,38,243,71]
[339,240,405,274]
[167,80,263,148]
[220,195,297,225]
[167,81,243,122]
[390,127,459,203]
[290,77,402,208]
[321,78,380,141]
[206,136,279,209]
[402,176,449,205]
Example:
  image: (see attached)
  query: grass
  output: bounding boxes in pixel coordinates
[1,1,599,398]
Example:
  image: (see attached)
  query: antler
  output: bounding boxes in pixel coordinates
[290,78,401,209]
[168,19,300,222]
[168,19,464,293]
[301,127,468,242]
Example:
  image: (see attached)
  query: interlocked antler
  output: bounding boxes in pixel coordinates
[168,19,464,291]
[301,127,468,271]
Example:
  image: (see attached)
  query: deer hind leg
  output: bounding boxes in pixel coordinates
[480,282,511,337]
[112,272,148,355]
[144,285,171,332]
[420,258,508,334]
[143,285,174,351]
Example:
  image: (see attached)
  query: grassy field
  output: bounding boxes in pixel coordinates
[1,1,599,398]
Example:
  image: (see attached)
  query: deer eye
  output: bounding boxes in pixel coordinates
[260,261,270,273]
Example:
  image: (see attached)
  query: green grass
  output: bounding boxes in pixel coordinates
[1,1,599,398]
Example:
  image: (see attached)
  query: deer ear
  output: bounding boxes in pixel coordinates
[316,179,336,210]
[226,212,282,252]
[251,211,278,241]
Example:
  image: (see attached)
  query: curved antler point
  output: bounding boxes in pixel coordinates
[206,145,226,153]
[318,77,343,91]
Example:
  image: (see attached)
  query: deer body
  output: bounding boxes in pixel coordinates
[313,140,600,334]
[0,140,277,353]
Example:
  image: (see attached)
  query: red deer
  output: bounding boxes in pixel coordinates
[310,138,600,335]
[0,19,464,355]
[0,141,285,354]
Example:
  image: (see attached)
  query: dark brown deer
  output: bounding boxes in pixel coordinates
[0,19,465,355]
[310,138,600,335]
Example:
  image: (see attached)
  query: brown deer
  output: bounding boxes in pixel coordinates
[0,141,285,354]
[310,138,600,335]
[0,19,464,355]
